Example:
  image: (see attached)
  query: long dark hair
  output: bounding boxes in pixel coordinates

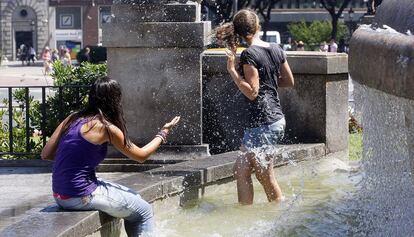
[61,76,131,147]
[215,9,260,50]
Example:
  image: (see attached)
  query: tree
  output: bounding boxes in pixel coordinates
[319,0,352,40]
[288,20,347,50]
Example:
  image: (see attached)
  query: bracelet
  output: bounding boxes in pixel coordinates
[156,130,168,144]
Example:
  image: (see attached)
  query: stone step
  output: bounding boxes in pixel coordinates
[96,163,162,172]
[101,158,185,165]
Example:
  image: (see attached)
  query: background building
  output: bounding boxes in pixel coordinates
[0,0,50,60]
[268,0,367,41]
[49,0,112,59]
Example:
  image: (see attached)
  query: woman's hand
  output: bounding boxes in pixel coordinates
[225,48,237,73]
[162,116,181,133]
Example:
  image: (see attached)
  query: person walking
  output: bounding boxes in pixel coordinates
[296,41,305,51]
[62,49,72,66]
[42,77,180,236]
[27,45,36,66]
[329,39,338,53]
[42,47,52,75]
[20,44,28,66]
[216,9,294,205]
[319,41,329,52]
[51,49,59,62]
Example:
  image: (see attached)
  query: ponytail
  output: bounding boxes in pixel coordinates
[215,22,240,51]
[215,9,260,51]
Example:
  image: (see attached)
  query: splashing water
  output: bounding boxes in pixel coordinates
[150,152,362,237]
[353,81,414,236]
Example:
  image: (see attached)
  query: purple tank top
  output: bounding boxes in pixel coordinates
[52,118,107,197]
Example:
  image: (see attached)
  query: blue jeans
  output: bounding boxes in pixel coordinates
[54,179,154,237]
[242,117,286,150]
[241,118,286,168]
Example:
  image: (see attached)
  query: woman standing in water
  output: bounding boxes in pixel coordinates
[42,77,180,236]
[216,9,294,205]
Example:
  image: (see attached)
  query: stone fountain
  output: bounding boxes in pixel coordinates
[104,0,210,153]
[349,0,414,235]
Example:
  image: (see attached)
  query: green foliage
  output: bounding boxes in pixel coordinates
[38,61,108,138]
[1,62,107,159]
[349,110,363,161]
[288,20,348,50]
[0,91,43,159]
[349,132,362,161]
[52,60,107,86]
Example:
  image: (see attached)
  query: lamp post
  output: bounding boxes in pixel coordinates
[30,20,35,49]
[233,0,238,15]
[348,7,355,35]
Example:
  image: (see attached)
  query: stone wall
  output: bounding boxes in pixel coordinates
[202,51,349,154]
[349,0,414,234]
[0,0,50,60]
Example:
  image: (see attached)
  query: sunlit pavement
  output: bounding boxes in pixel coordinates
[0,60,54,87]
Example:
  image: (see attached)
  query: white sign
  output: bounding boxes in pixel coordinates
[60,14,74,28]
[55,30,82,41]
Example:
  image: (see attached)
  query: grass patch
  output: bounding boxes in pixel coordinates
[349,132,362,160]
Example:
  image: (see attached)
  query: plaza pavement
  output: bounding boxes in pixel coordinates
[0,60,54,87]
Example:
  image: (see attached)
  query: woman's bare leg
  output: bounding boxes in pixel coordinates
[253,158,283,202]
[233,153,254,205]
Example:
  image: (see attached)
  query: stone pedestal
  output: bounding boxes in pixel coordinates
[203,51,349,154]
[103,2,210,149]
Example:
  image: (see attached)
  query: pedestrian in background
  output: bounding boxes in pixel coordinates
[42,47,52,75]
[62,49,72,66]
[329,39,338,53]
[319,41,329,52]
[51,49,59,62]
[296,41,305,51]
[20,44,28,66]
[27,45,36,66]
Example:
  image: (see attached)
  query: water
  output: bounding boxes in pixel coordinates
[152,152,362,237]
[354,81,414,236]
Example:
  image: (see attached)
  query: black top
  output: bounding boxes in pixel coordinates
[239,43,286,128]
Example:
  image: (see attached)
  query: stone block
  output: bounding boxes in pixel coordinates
[287,51,348,75]
[374,0,414,35]
[103,21,210,48]
[112,2,200,23]
[107,47,203,145]
[349,28,414,100]
[114,0,171,4]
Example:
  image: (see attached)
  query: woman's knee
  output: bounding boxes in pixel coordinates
[132,199,153,222]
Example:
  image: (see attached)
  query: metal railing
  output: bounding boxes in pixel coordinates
[0,85,90,158]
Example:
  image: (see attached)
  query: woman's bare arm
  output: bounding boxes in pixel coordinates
[107,116,180,163]
[226,49,260,101]
[41,115,72,160]
[228,65,260,101]
[278,61,294,87]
